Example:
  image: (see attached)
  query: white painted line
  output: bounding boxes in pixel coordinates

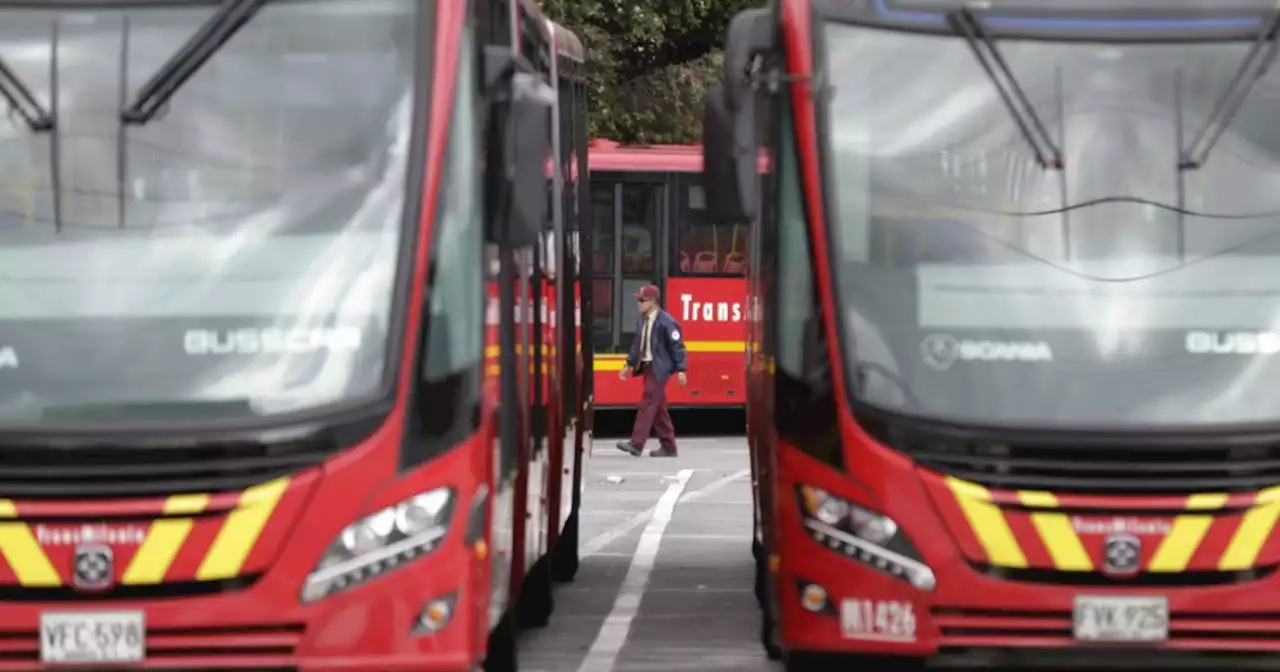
[576,469,694,672]
[581,468,750,558]
[599,471,701,477]
[661,534,748,541]
[680,469,751,505]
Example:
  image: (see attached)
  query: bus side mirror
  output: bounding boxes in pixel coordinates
[700,7,773,224]
[505,72,553,248]
[702,83,751,222]
[482,47,552,249]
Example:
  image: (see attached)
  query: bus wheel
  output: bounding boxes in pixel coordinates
[517,554,555,628]
[786,652,921,671]
[482,611,519,672]
[758,551,782,660]
[785,651,850,671]
[550,507,580,582]
[751,507,762,564]
[752,542,766,608]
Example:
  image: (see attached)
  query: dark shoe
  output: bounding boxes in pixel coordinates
[649,448,678,458]
[615,441,643,457]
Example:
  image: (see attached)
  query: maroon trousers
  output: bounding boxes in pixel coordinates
[630,366,677,451]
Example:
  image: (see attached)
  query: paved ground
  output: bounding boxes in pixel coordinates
[522,436,774,672]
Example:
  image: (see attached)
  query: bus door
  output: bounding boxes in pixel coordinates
[667,172,750,407]
[589,175,667,406]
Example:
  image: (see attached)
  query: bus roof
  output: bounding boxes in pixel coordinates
[588,139,770,173]
[549,20,584,62]
[588,140,703,172]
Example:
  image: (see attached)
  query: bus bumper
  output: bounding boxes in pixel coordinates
[779,539,1280,666]
[777,475,1280,667]
[0,548,486,671]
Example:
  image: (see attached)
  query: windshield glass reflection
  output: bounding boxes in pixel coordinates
[0,0,418,427]
[823,19,1280,427]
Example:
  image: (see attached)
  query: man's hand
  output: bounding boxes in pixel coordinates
[619,367,630,380]
[677,372,688,386]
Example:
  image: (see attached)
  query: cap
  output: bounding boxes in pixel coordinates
[634,284,660,301]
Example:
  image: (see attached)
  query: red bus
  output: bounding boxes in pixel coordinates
[588,140,748,409]
[0,0,588,670]
[705,0,1280,669]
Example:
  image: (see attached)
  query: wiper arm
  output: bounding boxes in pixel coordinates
[0,54,53,131]
[946,9,1063,170]
[121,0,267,125]
[41,399,255,423]
[1179,12,1280,171]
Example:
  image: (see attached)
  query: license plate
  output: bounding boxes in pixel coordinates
[40,611,145,664]
[1073,596,1168,643]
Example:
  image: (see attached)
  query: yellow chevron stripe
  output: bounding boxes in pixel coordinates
[1148,493,1226,573]
[946,477,1026,568]
[1220,485,1280,571]
[0,500,58,586]
[122,493,210,585]
[1017,491,1091,571]
[1256,487,1280,506]
[196,478,290,581]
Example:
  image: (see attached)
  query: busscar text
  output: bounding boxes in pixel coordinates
[1186,331,1280,355]
[184,327,362,356]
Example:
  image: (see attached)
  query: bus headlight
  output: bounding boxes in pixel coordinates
[796,485,935,591]
[301,487,456,603]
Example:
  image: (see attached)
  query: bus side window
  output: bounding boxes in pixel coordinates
[618,182,660,346]
[774,103,842,471]
[619,183,656,275]
[676,175,748,275]
[591,182,615,348]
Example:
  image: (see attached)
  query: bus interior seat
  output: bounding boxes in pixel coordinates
[722,252,746,274]
[693,251,718,273]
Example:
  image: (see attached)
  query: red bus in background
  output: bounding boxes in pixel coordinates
[0,1,587,671]
[588,140,748,409]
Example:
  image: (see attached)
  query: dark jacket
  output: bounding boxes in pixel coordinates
[626,309,687,383]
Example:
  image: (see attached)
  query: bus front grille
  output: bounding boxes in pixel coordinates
[855,409,1280,495]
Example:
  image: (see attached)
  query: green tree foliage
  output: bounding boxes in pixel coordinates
[540,0,759,144]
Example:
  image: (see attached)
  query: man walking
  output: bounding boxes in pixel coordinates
[616,284,686,458]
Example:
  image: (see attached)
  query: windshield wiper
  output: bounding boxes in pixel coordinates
[40,399,255,423]
[946,9,1063,170]
[0,54,53,131]
[1179,12,1280,171]
[121,0,267,125]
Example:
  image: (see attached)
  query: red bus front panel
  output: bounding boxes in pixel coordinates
[0,422,491,671]
[773,430,1280,661]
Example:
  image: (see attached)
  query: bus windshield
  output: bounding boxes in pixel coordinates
[0,0,420,428]
[821,10,1280,429]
